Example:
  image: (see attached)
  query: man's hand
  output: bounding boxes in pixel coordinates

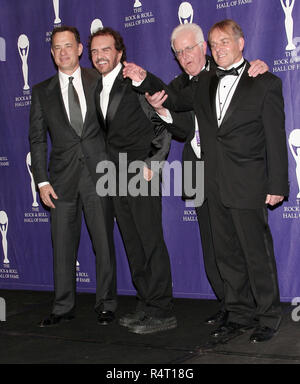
[143,166,154,181]
[248,59,269,77]
[265,194,284,206]
[145,90,168,116]
[39,184,58,208]
[123,61,147,82]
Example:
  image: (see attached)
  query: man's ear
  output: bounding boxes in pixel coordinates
[239,37,245,52]
[78,43,83,56]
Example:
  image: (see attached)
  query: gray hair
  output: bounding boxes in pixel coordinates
[171,23,205,51]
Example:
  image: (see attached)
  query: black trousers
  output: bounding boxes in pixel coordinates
[113,191,173,318]
[195,199,225,307]
[207,184,281,330]
[50,164,116,316]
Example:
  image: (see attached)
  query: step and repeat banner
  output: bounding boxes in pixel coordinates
[0,0,299,301]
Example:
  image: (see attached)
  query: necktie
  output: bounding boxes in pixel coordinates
[215,60,246,79]
[68,76,83,136]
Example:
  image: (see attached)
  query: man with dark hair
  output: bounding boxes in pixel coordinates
[89,27,176,335]
[29,26,116,327]
[124,19,289,343]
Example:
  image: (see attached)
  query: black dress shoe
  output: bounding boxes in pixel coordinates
[119,310,146,328]
[249,326,277,343]
[128,315,177,335]
[39,313,74,327]
[210,321,252,338]
[205,310,228,325]
[97,311,115,326]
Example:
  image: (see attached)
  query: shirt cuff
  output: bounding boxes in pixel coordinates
[132,79,144,87]
[157,109,173,123]
[38,181,50,189]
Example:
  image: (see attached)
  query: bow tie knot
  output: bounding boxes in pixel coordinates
[216,67,239,79]
[216,60,246,79]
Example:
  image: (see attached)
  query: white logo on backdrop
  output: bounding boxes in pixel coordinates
[280,0,296,50]
[178,2,193,24]
[90,19,103,34]
[0,37,6,62]
[53,0,61,24]
[124,1,155,28]
[289,129,300,198]
[17,34,30,91]
[26,152,39,207]
[0,211,9,264]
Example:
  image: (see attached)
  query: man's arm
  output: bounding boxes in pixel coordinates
[29,86,58,208]
[262,76,289,205]
[123,62,195,113]
[143,130,172,181]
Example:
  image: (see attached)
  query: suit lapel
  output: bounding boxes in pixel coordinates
[208,73,219,125]
[95,76,106,127]
[47,74,74,130]
[81,67,99,135]
[106,68,129,127]
[219,62,251,129]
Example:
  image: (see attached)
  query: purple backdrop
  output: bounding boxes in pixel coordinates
[0,0,299,302]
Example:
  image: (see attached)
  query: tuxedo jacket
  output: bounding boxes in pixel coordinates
[94,67,171,172]
[138,61,289,209]
[29,67,107,200]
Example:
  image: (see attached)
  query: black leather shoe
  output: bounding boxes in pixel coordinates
[210,321,252,338]
[128,315,177,335]
[39,313,74,327]
[97,311,115,326]
[249,326,277,343]
[119,310,146,328]
[205,310,228,325]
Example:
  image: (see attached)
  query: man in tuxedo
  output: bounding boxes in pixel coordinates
[123,19,289,343]
[204,19,288,343]
[130,22,269,327]
[29,26,116,327]
[88,27,176,335]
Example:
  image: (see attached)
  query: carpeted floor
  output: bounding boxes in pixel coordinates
[0,289,299,365]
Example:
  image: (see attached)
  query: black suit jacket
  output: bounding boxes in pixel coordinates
[137,61,289,208]
[29,67,107,199]
[95,67,171,172]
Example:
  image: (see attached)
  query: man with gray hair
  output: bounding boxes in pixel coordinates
[137,22,268,327]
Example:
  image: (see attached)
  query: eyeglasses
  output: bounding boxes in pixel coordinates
[174,42,202,58]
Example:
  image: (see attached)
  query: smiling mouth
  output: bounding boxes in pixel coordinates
[96,59,109,65]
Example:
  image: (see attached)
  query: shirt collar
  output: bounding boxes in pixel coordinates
[102,62,122,87]
[59,66,81,88]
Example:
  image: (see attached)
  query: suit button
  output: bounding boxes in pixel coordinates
[217,137,222,142]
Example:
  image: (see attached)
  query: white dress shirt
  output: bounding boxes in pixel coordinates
[100,62,122,118]
[215,57,246,127]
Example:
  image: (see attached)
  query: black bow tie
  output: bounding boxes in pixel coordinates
[190,75,199,83]
[216,61,245,79]
[190,59,211,83]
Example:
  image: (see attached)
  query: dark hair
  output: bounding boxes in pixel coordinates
[88,27,126,62]
[51,26,81,46]
[208,19,244,44]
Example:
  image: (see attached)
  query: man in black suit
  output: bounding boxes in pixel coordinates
[124,19,289,343]
[88,27,176,335]
[29,26,116,327]
[127,22,268,327]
